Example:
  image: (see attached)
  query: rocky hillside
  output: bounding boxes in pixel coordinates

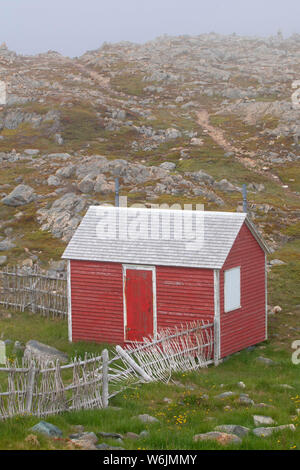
[0,34,299,278]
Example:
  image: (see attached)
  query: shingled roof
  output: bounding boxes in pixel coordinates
[62,206,269,269]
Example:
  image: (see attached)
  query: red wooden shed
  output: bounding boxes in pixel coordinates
[62,206,270,361]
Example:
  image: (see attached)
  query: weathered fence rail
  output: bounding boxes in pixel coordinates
[0,321,215,420]
[0,266,67,318]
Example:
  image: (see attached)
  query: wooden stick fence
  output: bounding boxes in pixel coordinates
[0,266,67,318]
[0,320,215,419]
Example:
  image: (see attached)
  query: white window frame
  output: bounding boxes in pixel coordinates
[224,266,241,313]
[122,264,157,342]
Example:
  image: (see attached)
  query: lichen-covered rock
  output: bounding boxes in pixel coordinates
[214,425,250,437]
[253,424,295,437]
[30,421,63,438]
[37,192,87,242]
[253,415,275,426]
[193,431,242,445]
[2,184,36,206]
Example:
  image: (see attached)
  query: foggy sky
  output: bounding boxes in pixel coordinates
[0,0,299,57]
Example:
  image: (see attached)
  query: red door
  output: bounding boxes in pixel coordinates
[125,268,154,342]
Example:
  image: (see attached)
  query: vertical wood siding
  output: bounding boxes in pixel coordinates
[219,224,266,358]
[70,260,124,344]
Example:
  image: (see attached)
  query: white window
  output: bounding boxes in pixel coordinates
[224,267,241,312]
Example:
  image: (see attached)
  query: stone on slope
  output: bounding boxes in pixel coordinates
[253,424,295,438]
[193,431,242,445]
[78,175,95,193]
[55,165,75,179]
[214,425,250,437]
[253,415,275,426]
[24,340,68,363]
[256,356,277,365]
[24,149,40,156]
[0,240,15,251]
[214,179,240,193]
[216,391,235,399]
[47,175,61,186]
[69,432,98,449]
[97,432,123,440]
[2,184,36,206]
[238,394,255,406]
[134,414,159,424]
[159,161,176,170]
[37,192,87,242]
[30,421,63,438]
[47,153,70,159]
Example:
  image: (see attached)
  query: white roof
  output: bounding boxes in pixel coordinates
[62,206,269,269]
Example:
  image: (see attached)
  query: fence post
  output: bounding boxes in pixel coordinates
[25,364,38,413]
[214,319,220,366]
[116,345,153,382]
[101,349,109,408]
[30,274,36,314]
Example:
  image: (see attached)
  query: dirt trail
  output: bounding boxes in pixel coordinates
[197,110,239,154]
[196,110,300,198]
[197,109,269,171]
[75,63,110,88]
[197,109,256,165]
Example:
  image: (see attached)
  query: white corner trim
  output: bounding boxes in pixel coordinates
[67,259,72,342]
[214,269,221,363]
[122,264,157,342]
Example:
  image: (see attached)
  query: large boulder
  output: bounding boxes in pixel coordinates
[0,240,15,251]
[253,424,295,437]
[30,421,63,438]
[159,162,176,171]
[2,184,36,206]
[165,128,182,139]
[78,174,95,193]
[214,179,241,193]
[193,431,242,445]
[24,340,68,364]
[214,425,250,437]
[94,176,115,194]
[253,415,275,426]
[37,192,87,242]
[56,165,75,179]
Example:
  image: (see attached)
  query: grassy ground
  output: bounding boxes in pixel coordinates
[0,246,300,451]
[0,322,299,450]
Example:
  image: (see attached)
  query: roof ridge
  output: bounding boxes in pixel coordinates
[89,206,247,217]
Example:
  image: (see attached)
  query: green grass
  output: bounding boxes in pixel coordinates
[276,164,300,193]
[60,105,104,146]
[0,202,66,265]
[0,267,300,452]
[110,72,146,96]
[0,320,299,450]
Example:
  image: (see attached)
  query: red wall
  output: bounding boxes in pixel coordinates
[70,261,215,344]
[219,224,266,358]
[70,260,124,344]
[156,266,215,329]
